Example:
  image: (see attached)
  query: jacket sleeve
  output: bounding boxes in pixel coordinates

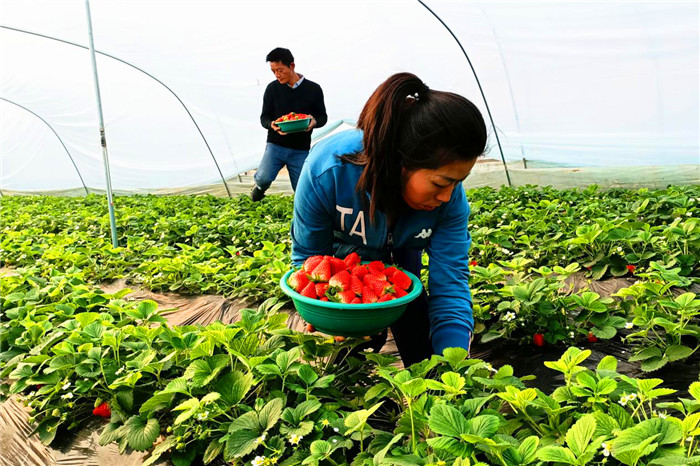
[311,85,327,129]
[290,165,335,265]
[426,183,474,355]
[260,85,274,130]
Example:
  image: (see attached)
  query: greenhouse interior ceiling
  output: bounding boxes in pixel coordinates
[0,0,698,195]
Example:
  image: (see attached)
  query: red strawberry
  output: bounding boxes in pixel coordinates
[300,282,317,299]
[389,269,411,291]
[320,297,329,302]
[315,282,330,297]
[368,261,385,275]
[362,286,379,303]
[364,274,393,296]
[626,264,636,274]
[351,297,361,304]
[288,269,309,292]
[303,255,324,273]
[329,257,347,275]
[337,290,356,304]
[378,294,396,302]
[587,331,598,343]
[93,402,111,419]
[383,266,399,280]
[344,252,361,269]
[309,258,331,282]
[350,275,364,296]
[351,265,369,280]
[329,270,351,291]
[533,333,545,347]
[394,287,408,298]
[469,260,478,267]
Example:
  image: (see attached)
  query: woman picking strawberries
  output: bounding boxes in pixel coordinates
[291,72,487,367]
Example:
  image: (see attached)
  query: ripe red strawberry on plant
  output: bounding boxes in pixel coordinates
[389,269,411,291]
[309,258,331,282]
[626,264,636,274]
[469,260,478,267]
[288,269,309,293]
[93,402,111,419]
[533,333,545,347]
[587,331,598,342]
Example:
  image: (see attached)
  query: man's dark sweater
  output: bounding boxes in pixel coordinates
[260,78,327,150]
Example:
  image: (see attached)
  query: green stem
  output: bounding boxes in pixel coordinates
[405,395,417,454]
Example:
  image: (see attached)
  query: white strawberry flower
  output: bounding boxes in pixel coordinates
[616,246,623,252]
[251,456,266,466]
[625,322,634,329]
[333,427,339,432]
[196,411,209,421]
[628,393,638,401]
[61,393,74,399]
[289,434,303,445]
[62,382,71,390]
[601,442,612,457]
[619,395,629,406]
[255,433,266,444]
[503,312,516,322]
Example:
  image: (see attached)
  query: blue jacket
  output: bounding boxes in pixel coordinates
[291,129,473,354]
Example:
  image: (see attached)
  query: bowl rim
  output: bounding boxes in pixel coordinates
[279,265,423,309]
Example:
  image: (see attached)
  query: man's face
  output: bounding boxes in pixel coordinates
[270,61,295,84]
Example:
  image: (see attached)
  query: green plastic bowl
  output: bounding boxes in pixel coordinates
[280,267,423,337]
[276,117,311,133]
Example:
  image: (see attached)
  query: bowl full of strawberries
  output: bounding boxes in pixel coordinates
[274,112,312,133]
[280,253,422,337]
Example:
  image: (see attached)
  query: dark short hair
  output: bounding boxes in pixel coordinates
[344,72,487,224]
[266,48,294,66]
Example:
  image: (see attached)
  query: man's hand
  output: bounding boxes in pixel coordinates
[271,122,288,136]
[305,116,317,132]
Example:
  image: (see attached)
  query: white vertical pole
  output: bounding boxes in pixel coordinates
[85,0,118,247]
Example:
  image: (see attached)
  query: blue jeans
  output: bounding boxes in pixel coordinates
[254,143,309,192]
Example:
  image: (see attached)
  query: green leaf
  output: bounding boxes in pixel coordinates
[629,347,663,362]
[467,415,500,439]
[297,365,318,386]
[690,382,700,401]
[171,445,197,466]
[597,355,618,373]
[215,371,254,406]
[310,439,332,456]
[140,392,174,414]
[202,439,225,464]
[428,404,469,437]
[518,436,539,464]
[123,416,160,452]
[184,355,228,388]
[665,345,694,362]
[99,422,124,446]
[344,402,383,434]
[591,325,616,339]
[641,356,669,372]
[565,414,596,457]
[173,398,199,425]
[537,446,577,464]
[224,429,260,459]
[258,398,284,431]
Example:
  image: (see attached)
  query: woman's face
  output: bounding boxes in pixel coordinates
[401,159,477,211]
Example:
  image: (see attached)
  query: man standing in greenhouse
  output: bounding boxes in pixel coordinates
[251,47,327,201]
